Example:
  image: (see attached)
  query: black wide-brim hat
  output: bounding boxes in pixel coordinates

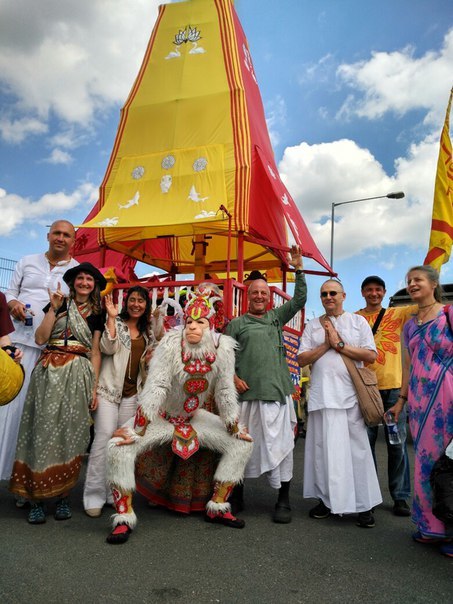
[63,262,107,291]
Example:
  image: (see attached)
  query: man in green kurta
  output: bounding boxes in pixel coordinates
[226,245,306,523]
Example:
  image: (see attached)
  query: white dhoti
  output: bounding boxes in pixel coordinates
[303,404,382,514]
[0,344,40,480]
[239,397,297,489]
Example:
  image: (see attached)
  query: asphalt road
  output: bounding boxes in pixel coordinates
[1,430,451,604]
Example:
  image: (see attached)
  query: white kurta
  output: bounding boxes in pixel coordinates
[239,397,297,489]
[299,312,382,513]
[0,253,79,480]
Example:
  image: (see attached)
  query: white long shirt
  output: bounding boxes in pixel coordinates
[298,312,376,411]
[5,253,79,348]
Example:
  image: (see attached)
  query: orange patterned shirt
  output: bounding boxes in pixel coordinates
[355,305,417,389]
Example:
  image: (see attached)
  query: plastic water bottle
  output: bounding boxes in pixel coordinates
[385,412,401,445]
[24,304,33,329]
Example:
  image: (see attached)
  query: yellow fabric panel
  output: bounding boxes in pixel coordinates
[83,145,228,230]
[95,0,236,234]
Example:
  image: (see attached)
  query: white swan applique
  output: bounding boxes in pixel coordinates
[189,41,206,55]
[165,47,181,60]
[188,185,209,203]
[118,191,140,209]
[97,217,119,227]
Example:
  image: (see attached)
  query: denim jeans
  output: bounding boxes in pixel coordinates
[367,388,411,501]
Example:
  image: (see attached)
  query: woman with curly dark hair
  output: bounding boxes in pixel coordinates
[83,286,162,518]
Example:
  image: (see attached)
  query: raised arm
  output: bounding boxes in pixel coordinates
[100,294,120,355]
[35,284,66,346]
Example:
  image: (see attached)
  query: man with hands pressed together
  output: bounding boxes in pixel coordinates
[298,279,382,528]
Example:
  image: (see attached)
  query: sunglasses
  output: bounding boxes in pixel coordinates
[321,291,340,298]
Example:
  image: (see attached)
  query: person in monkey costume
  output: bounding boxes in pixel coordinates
[105,289,253,544]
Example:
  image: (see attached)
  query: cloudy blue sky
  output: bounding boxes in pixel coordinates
[0,0,451,316]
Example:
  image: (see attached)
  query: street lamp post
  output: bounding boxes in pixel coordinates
[330,191,405,268]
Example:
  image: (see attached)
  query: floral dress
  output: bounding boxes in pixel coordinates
[403,305,453,537]
[10,300,102,500]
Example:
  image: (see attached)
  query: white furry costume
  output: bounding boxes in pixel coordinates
[107,328,253,529]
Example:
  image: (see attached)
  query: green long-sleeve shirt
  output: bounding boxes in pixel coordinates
[226,272,307,404]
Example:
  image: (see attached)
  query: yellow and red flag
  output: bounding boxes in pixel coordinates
[424,87,453,271]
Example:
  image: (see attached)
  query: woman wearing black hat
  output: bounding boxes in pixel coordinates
[9,263,105,524]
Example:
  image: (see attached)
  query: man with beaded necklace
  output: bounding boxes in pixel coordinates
[356,275,417,517]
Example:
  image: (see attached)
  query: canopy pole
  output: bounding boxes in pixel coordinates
[193,235,208,281]
[282,266,287,292]
[237,231,244,283]
[219,205,232,280]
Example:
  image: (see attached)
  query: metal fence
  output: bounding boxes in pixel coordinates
[0,257,16,292]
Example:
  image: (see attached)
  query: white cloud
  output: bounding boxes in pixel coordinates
[0,116,48,143]
[278,137,438,262]
[278,29,451,266]
[44,148,73,165]
[0,0,163,128]
[336,28,453,126]
[49,128,91,150]
[0,182,98,235]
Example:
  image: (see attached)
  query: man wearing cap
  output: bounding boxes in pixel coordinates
[0,220,79,484]
[356,275,416,517]
[105,289,253,544]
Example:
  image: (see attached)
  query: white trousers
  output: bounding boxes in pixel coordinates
[0,344,40,480]
[303,404,382,514]
[239,397,297,489]
[83,394,138,510]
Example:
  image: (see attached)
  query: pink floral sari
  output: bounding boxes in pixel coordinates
[403,305,453,537]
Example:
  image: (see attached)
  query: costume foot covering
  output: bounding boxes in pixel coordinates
[106,523,132,544]
[205,509,245,529]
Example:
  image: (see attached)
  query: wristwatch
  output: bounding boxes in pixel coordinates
[335,340,345,351]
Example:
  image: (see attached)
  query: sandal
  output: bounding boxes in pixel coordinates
[28,502,46,524]
[412,531,451,544]
[55,497,72,521]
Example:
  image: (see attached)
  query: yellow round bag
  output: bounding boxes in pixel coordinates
[0,348,25,406]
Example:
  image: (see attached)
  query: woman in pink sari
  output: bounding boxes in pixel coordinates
[390,265,453,558]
